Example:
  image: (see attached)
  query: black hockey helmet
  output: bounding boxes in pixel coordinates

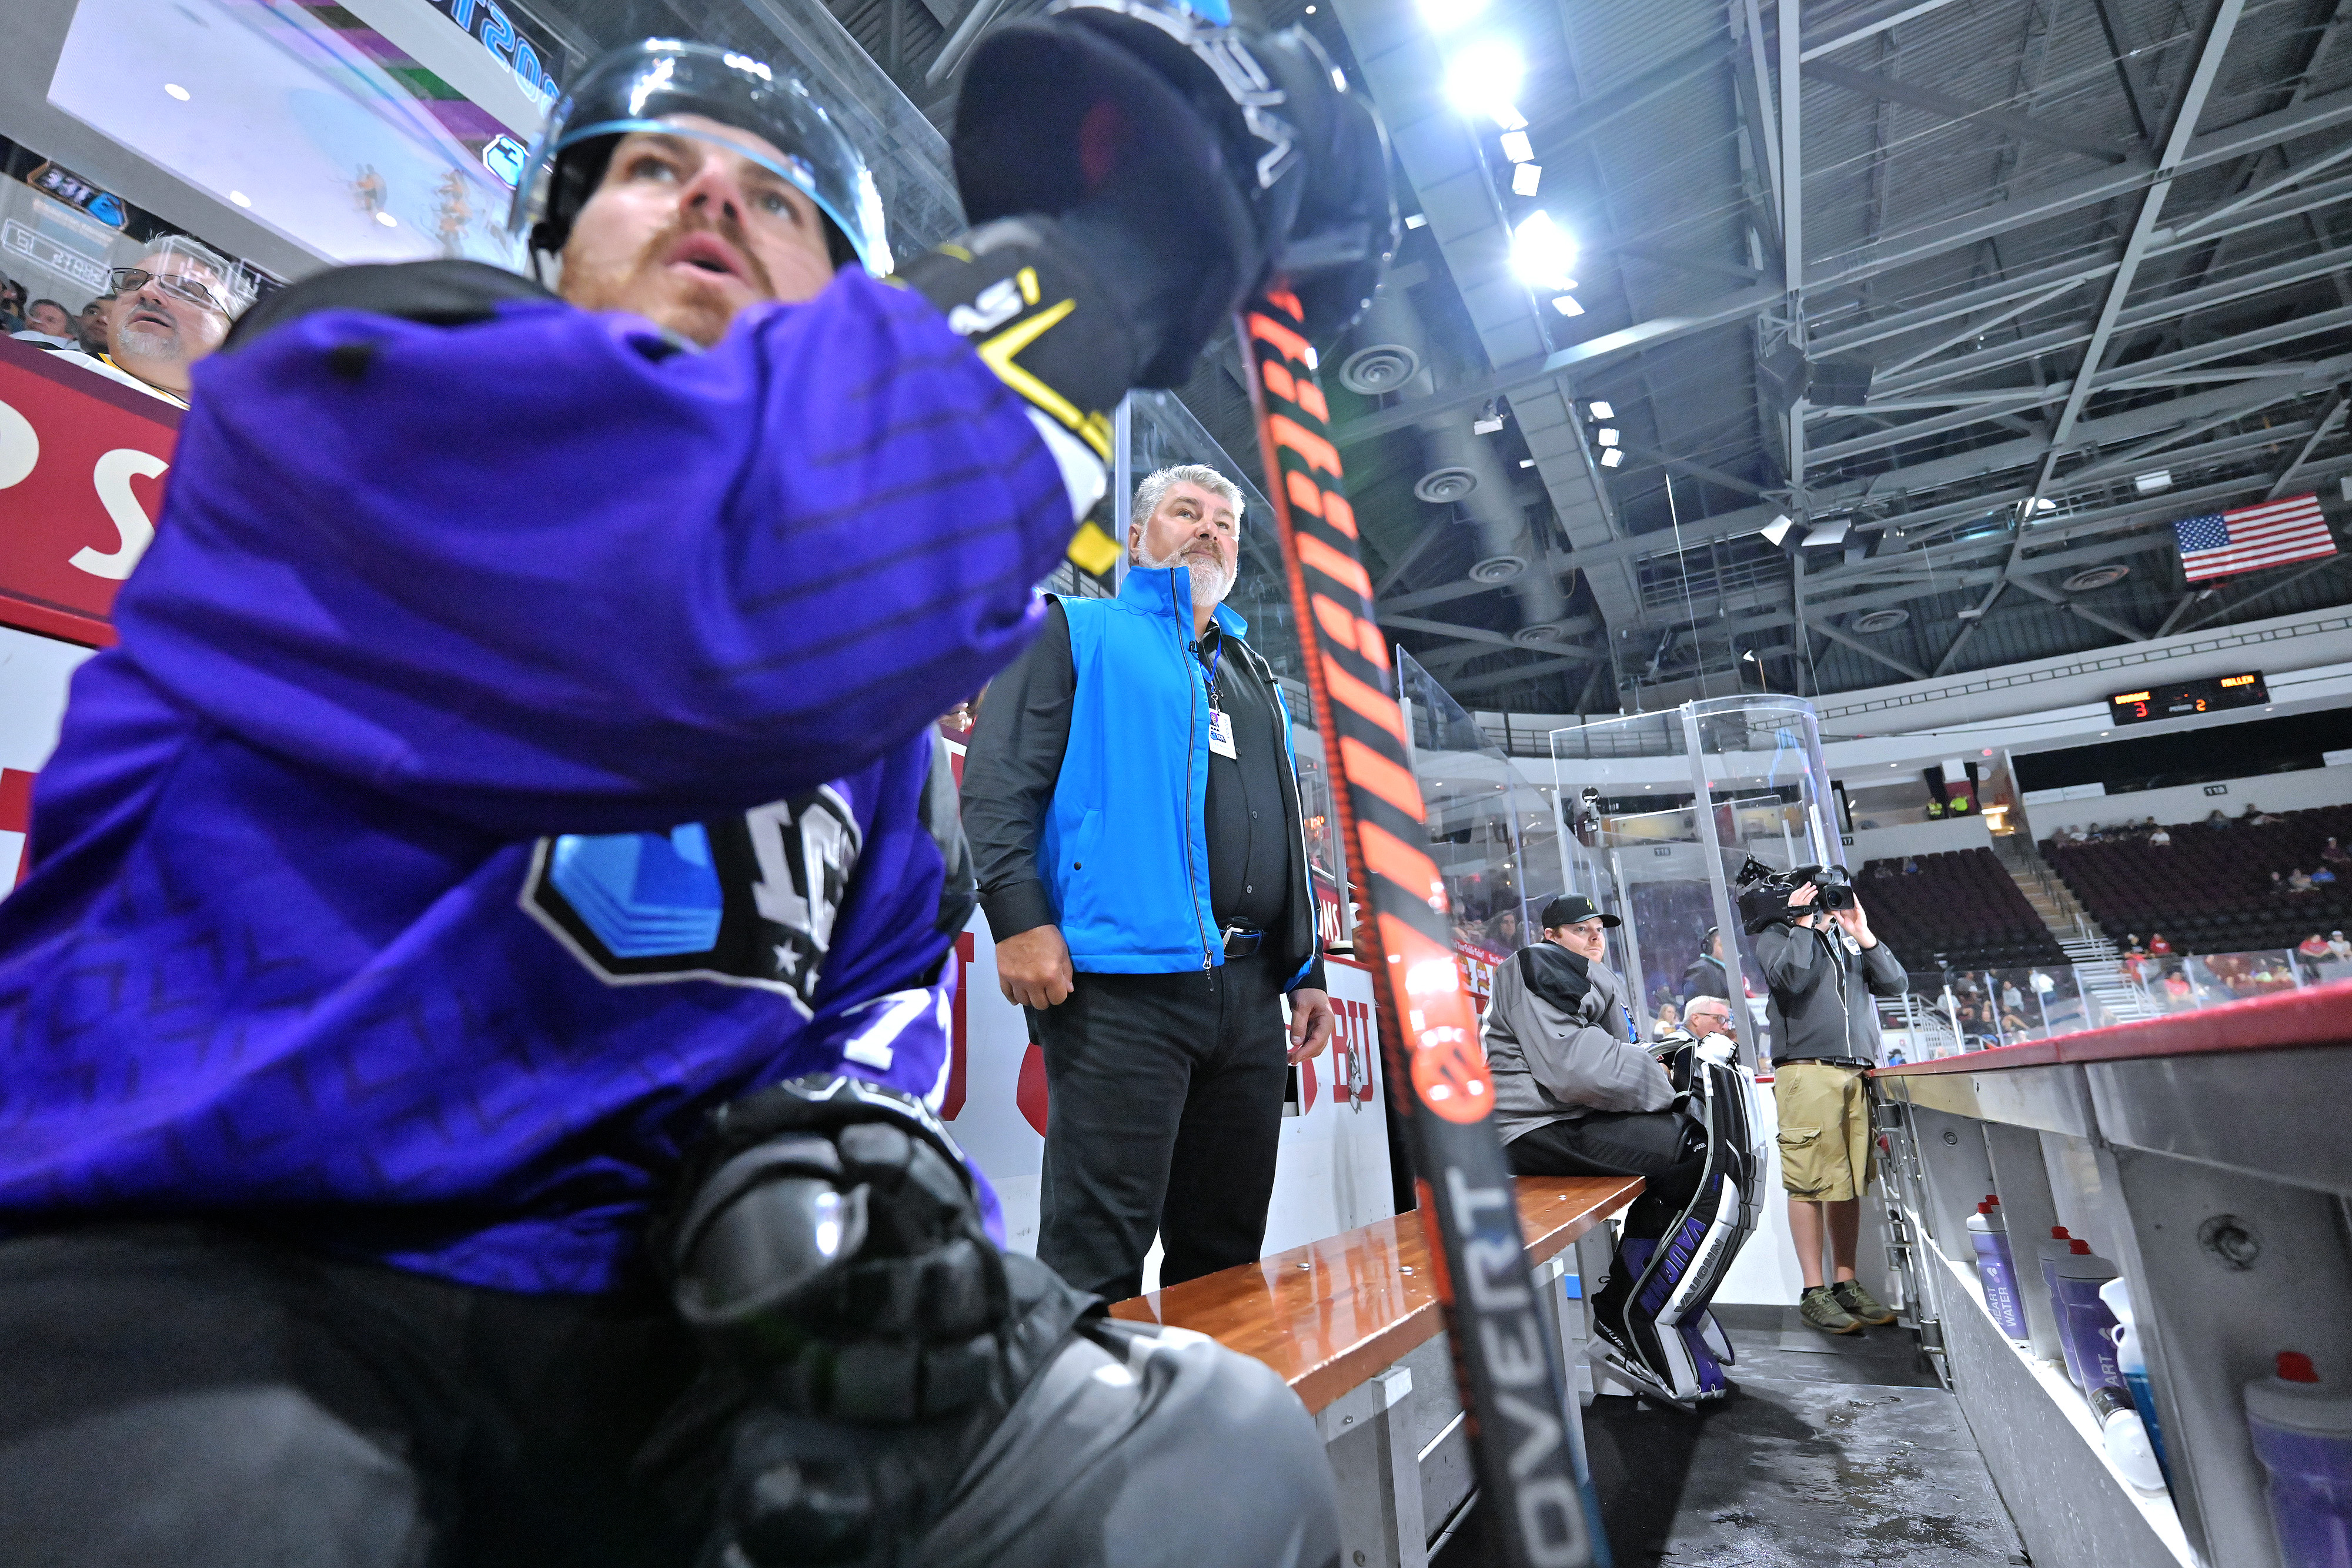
[508,39,892,273]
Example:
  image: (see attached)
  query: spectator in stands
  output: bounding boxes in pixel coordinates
[2325,837,2350,866]
[1999,1009,2030,1038]
[1756,878,1907,1335]
[2330,931,2351,962]
[1681,925,1729,1008]
[2297,932,2333,979]
[965,463,1335,1303]
[2207,809,2232,831]
[73,296,111,355]
[2000,977,2024,1014]
[2246,803,2278,825]
[0,278,24,328]
[2148,932,2173,956]
[11,299,76,347]
[1650,1000,1680,1041]
[2148,824,2171,846]
[2289,867,2317,894]
[1901,856,1920,874]
[2313,863,2338,887]
[1487,906,1525,951]
[2269,871,2288,895]
[2161,972,2195,1009]
[54,240,253,408]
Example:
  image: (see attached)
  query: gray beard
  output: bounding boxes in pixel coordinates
[1136,540,1235,610]
[113,321,179,363]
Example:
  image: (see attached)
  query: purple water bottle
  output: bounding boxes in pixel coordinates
[1967,1201,2029,1342]
[2248,1352,2352,1568]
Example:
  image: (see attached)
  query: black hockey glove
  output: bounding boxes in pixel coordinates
[953,0,1395,371]
[652,1074,1091,1568]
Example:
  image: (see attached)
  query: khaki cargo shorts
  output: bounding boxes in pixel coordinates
[1773,1062,1876,1202]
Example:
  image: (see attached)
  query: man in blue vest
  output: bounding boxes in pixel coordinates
[961,464,1337,1300]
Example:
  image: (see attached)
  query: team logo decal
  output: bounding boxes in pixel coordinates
[522,788,863,1014]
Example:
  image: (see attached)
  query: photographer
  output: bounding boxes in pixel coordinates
[1753,872,1907,1336]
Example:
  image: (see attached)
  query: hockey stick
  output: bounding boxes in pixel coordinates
[1235,289,1601,1568]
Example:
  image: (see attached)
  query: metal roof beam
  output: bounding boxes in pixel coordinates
[1333,81,2352,451]
[2031,0,2246,499]
[2267,389,2350,499]
[1805,60,2132,164]
[2010,571,2152,641]
[1813,617,1926,679]
[1442,649,1604,697]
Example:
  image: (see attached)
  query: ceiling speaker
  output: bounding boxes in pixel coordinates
[1414,466,1479,503]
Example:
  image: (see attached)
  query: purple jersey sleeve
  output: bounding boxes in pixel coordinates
[112,270,1074,837]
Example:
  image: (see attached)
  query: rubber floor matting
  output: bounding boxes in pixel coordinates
[1435,1304,2029,1566]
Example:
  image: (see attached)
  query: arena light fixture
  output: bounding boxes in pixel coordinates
[1803,517,1850,547]
[165,82,191,101]
[1595,427,1620,447]
[1587,400,1615,420]
[376,211,399,227]
[1510,209,1577,290]
[1551,293,1582,315]
[1512,163,1543,196]
[1760,513,1796,546]
[1419,0,1491,34]
[1404,213,1427,229]
[1499,130,1534,163]
[229,190,252,208]
[1599,447,1624,467]
[1445,39,1527,127]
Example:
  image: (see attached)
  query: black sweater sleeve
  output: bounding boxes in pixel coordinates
[960,599,1075,942]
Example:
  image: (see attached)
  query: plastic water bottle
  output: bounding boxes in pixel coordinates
[1967,1202,2029,1341]
[2089,1384,2169,1495]
[2055,1241,2123,1394]
[2246,1352,2352,1568]
[2102,1277,2171,1489]
[2039,1226,2085,1387]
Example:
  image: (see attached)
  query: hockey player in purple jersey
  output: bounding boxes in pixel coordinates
[0,11,1392,1566]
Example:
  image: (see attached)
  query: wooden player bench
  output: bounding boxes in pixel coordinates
[1108,1175,1643,1568]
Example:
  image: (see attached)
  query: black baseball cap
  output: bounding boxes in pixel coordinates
[1540,894,1621,930]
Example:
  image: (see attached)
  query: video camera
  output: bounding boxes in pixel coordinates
[1734,858,1856,932]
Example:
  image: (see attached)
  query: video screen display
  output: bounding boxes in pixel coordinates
[46,0,564,269]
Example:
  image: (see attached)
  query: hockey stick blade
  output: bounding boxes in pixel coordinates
[1234,290,1598,1568]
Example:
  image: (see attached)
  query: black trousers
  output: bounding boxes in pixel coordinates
[1504,1109,1707,1235]
[1032,951,1289,1300]
[0,1223,1347,1568]
[0,1224,701,1568]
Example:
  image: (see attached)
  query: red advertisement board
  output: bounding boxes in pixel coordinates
[0,336,182,647]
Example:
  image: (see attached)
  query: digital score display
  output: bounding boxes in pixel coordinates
[2108,671,2267,724]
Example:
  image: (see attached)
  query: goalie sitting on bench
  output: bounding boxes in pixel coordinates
[1484,896,1765,1406]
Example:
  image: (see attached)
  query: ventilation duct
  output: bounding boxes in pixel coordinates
[1352,285,1567,634]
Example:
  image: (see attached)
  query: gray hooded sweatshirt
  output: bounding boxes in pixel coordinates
[1485,942,1676,1144]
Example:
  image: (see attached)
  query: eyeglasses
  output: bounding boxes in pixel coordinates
[110,266,234,316]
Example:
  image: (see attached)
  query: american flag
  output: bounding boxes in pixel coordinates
[2173,494,2338,583]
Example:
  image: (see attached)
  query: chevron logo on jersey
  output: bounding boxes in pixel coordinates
[520,787,863,1014]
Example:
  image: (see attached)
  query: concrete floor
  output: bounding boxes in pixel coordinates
[1435,1305,2030,1567]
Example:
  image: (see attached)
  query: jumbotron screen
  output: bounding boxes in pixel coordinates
[2107,671,2267,725]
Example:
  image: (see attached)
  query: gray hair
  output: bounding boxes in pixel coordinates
[1131,463,1244,544]
[141,233,259,317]
[1684,994,1731,1015]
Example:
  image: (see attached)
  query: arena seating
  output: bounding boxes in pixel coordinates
[1856,846,2067,971]
[2042,804,2352,951]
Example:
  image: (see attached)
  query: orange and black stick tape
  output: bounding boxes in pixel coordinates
[1237,290,1601,1568]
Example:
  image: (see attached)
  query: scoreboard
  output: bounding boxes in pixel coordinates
[2108,671,2267,725]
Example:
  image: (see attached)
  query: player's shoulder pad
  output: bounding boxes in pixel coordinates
[223,260,559,354]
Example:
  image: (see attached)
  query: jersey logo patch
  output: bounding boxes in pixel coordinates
[522,788,863,1014]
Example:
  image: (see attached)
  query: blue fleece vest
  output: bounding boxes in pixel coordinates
[1047,565,1307,978]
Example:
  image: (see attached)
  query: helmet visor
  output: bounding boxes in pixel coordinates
[512,40,891,274]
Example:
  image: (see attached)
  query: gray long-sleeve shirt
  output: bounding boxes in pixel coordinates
[1753,920,1909,1064]
[1485,943,1676,1144]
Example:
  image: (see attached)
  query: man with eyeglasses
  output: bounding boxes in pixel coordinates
[44,238,252,407]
